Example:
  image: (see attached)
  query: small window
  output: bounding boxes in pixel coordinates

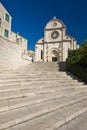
[16,38,19,43]
[0,18,2,26]
[5,13,10,22]
[4,29,9,38]
[41,50,43,59]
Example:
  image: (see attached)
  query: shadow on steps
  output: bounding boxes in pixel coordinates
[57,62,66,71]
[57,62,85,84]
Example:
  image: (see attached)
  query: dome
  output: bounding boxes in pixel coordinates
[37,38,44,44]
[45,16,65,30]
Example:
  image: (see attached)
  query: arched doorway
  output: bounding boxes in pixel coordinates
[48,49,60,62]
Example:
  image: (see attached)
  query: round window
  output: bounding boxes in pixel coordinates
[51,31,59,39]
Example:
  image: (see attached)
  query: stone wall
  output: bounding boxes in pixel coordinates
[0,36,30,67]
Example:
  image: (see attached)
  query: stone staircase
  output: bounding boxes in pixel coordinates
[0,62,87,130]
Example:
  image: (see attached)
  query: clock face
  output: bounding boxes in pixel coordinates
[51,31,59,39]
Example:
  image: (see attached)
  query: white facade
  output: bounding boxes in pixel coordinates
[35,17,79,62]
[0,2,28,52]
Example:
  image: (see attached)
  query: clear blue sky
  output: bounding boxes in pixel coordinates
[0,0,87,51]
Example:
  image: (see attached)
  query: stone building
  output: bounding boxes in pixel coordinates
[35,17,79,62]
[0,2,32,66]
[0,2,27,52]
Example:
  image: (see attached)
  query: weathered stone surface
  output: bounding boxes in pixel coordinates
[0,62,87,130]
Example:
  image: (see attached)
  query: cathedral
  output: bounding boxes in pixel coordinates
[35,17,79,62]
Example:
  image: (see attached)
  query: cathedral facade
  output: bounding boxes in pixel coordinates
[35,17,79,62]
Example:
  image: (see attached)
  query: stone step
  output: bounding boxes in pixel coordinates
[0,71,66,74]
[0,81,85,93]
[0,62,86,130]
[56,111,87,130]
[0,77,79,83]
[0,74,73,80]
[0,88,87,113]
[0,74,73,78]
[0,82,83,92]
[5,101,87,130]
[0,85,87,103]
[0,78,83,87]
[0,94,87,130]
[0,73,78,81]
[46,104,87,130]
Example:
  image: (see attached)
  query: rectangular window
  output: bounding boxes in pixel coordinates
[16,38,19,44]
[0,18,2,26]
[41,50,43,59]
[5,13,10,22]
[4,29,9,38]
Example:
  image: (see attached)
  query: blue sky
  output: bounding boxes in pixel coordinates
[0,0,87,51]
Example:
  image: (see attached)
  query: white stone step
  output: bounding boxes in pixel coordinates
[0,85,84,102]
[0,81,85,93]
[0,74,75,79]
[0,87,87,112]
[0,79,80,86]
[0,62,86,130]
[0,75,73,80]
[0,95,87,130]
[0,90,23,100]
[0,76,77,81]
[57,111,87,130]
[0,88,87,113]
[0,79,83,88]
[5,101,87,130]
